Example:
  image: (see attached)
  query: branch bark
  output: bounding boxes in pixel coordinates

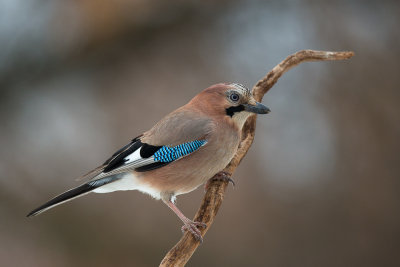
[160,50,354,267]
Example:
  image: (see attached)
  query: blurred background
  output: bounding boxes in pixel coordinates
[1,0,399,266]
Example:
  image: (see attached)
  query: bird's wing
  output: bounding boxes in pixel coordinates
[81,109,213,181]
[76,135,142,181]
[140,107,214,146]
[99,138,208,177]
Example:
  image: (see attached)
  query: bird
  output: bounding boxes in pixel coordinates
[27,83,270,242]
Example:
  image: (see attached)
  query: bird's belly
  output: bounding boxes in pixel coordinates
[92,172,162,199]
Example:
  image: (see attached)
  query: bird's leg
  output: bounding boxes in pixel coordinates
[163,199,207,243]
[204,171,235,191]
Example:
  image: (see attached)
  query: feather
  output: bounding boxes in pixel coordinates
[153,140,207,162]
[94,139,207,178]
[27,175,121,217]
[75,136,143,181]
[103,137,143,172]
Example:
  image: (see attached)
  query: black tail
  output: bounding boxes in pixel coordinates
[27,176,119,217]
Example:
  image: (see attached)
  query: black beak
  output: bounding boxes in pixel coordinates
[243,102,270,114]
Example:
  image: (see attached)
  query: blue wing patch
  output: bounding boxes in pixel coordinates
[153,140,207,163]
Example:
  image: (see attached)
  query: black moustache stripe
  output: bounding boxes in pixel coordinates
[225,105,245,117]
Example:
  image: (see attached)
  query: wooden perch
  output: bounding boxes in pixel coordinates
[160,50,354,267]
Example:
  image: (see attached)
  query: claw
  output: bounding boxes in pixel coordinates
[181,221,207,243]
[213,171,235,187]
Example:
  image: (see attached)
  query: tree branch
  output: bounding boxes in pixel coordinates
[160,50,354,267]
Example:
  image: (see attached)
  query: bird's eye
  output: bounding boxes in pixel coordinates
[230,93,240,102]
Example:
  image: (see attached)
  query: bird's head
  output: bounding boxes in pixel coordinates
[191,83,270,128]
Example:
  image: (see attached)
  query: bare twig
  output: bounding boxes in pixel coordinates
[160,50,354,267]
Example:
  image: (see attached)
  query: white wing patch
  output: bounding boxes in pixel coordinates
[123,147,155,167]
[124,148,142,163]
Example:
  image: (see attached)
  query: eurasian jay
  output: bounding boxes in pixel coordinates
[27,83,270,241]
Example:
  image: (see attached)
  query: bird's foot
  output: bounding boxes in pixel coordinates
[181,220,207,243]
[214,171,235,186]
[205,171,235,192]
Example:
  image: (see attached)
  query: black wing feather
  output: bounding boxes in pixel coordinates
[103,137,142,173]
[27,176,120,217]
[102,137,168,174]
[140,143,162,158]
[135,162,169,172]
